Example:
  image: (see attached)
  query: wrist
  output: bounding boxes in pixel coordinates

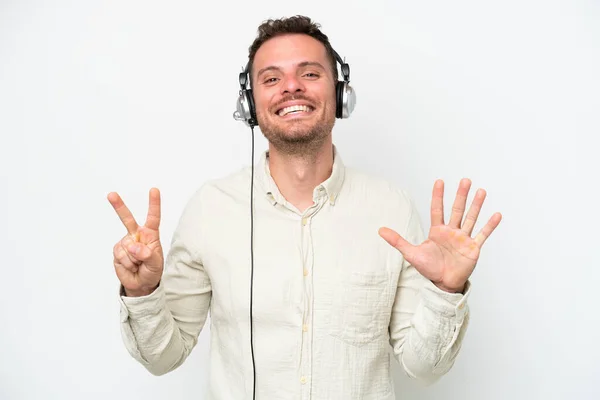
[432,281,465,294]
[123,283,158,297]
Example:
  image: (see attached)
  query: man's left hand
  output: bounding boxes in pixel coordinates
[379,178,502,293]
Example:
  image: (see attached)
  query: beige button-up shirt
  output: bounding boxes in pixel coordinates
[118,146,470,399]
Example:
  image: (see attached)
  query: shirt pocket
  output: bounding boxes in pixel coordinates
[327,269,392,347]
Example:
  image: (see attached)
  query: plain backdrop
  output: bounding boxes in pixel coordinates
[1,0,598,399]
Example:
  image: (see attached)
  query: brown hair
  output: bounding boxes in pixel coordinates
[247,15,339,85]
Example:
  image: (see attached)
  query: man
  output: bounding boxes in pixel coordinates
[108,15,502,399]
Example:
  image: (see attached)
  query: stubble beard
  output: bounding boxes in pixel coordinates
[258,100,336,158]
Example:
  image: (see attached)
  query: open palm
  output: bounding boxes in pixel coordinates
[379,178,502,293]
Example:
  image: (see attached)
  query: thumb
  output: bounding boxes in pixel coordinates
[378,227,417,260]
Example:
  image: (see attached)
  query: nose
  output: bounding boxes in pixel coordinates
[280,74,305,95]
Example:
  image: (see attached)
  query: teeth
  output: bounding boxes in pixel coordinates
[278,105,311,116]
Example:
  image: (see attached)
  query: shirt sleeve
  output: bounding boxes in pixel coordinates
[388,192,471,385]
[118,187,212,376]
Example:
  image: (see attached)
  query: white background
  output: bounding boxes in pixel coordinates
[1,0,598,399]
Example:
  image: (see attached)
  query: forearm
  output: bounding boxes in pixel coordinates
[119,283,205,376]
[390,279,471,385]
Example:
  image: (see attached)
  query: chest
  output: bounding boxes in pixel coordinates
[201,203,403,328]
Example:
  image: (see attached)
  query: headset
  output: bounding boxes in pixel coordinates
[233,49,356,127]
[232,47,356,400]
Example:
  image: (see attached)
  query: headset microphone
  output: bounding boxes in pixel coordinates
[233,48,356,400]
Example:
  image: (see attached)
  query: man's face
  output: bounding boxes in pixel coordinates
[251,34,337,155]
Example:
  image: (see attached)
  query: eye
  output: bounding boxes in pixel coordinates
[304,73,320,78]
[263,77,279,84]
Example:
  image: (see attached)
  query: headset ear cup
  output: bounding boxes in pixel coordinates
[336,81,344,118]
[246,88,257,123]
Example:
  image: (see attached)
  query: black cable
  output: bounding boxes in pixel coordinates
[249,125,256,400]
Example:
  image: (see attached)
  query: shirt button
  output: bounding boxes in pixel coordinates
[303,324,308,332]
[458,302,465,310]
[303,268,308,276]
[302,217,308,225]
[300,376,307,384]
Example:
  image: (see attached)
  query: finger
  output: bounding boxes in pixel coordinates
[461,188,486,235]
[430,179,445,226]
[125,241,153,263]
[114,242,139,273]
[114,263,137,280]
[449,178,472,229]
[120,238,145,265]
[378,227,418,263]
[107,192,139,235]
[474,212,502,247]
[144,187,161,231]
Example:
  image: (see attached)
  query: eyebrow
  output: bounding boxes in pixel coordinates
[256,61,327,79]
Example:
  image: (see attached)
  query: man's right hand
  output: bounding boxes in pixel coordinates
[107,188,164,297]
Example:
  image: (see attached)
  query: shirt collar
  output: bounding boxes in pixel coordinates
[256,145,346,207]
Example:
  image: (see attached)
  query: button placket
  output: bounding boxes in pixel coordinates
[298,194,329,398]
[299,203,319,398]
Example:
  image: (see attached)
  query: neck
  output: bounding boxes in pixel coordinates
[267,137,334,212]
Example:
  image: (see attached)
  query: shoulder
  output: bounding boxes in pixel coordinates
[178,165,252,222]
[171,166,251,242]
[344,167,426,243]
[339,166,425,245]
[342,166,416,211]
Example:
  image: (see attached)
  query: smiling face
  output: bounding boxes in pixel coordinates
[251,33,337,155]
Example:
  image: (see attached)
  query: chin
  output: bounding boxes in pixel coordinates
[269,125,317,142]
